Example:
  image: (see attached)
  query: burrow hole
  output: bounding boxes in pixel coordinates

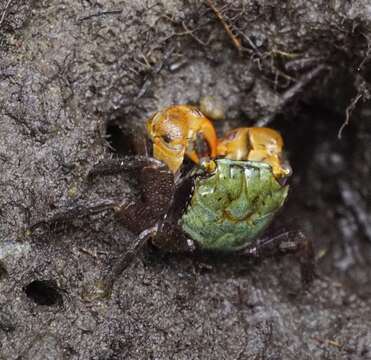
[23,280,63,306]
[106,120,148,156]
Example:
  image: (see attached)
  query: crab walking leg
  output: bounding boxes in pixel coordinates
[113,159,175,234]
[29,199,120,231]
[88,155,175,233]
[30,156,173,232]
[97,226,158,298]
[242,231,316,284]
[88,156,165,178]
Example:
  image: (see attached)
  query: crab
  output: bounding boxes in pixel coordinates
[30,105,315,298]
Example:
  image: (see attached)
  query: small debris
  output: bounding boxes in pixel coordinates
[200,95,225,120]
[206,0,241,52]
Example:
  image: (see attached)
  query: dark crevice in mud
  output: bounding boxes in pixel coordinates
[23,280,64,306]
[0,261,8,281]
[105,118,149,157]
[269,75,371,295]
[106,122,137,156]
[277,102,355,178]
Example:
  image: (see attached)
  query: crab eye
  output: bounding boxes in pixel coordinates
[162,134,172,144]
[159,134,183,151]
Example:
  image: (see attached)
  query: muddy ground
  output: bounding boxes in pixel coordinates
[1,1,371,359]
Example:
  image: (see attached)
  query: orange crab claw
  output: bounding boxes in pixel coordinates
[146,105,218,173]
[217,127,291,178]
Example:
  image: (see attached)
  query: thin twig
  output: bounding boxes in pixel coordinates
[281,64,326,103]
[312,336,355,354]
[77,10,122,23]
[356,32,371,71]
[0,0,13,29]
[206,0,241,52]
[181,21,209,46]
[337,93,362,139]
[255,64,327,127]
[134,46,175,102]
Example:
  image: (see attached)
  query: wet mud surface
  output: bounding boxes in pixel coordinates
[1,1,371,359]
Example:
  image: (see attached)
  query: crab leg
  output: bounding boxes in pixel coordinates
[29,199,120,232]
[88,156,164,178]
[96,225,158,298]
[242,231,316,284]
[30,156,173,233]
